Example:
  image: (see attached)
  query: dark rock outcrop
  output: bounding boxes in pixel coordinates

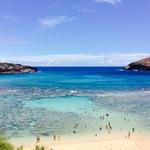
[0,62,38,74]
[124,57,150,71]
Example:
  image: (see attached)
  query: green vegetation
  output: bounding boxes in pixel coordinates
[0,136,46,150]
[0,137,14,150]
[16,146,23,150]
[35,145,45,150]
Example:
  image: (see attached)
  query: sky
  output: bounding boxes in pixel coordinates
[0,0,150,66]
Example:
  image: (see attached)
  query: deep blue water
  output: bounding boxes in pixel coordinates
[0,67,150,90]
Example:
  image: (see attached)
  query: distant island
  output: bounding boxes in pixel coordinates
[124,57,150,71]
[0,62,38,74]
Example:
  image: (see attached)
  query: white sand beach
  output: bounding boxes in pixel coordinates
[12,133,150,150]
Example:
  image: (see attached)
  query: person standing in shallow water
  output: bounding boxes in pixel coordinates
[128,132,131,138]
[58,135,60,141]
[53,134,56,140]
[106,125,108,130]
[132,128,135,133]
[36,136,40,143]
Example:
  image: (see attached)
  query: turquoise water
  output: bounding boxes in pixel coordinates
[25,96,92,113]
[0,67,150,138]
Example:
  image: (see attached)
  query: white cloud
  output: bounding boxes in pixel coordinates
[2,15,17,21]
[0,53,149,66]
[95,0,122,5]
[0,37,28,45]
[38,16,76,28]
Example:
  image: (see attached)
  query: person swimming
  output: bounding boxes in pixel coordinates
[106,113,109,117]
[99,126,102,131]
[73,130,76,134]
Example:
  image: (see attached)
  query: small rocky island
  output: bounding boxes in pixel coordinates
[0,62,38,74]
[124,57,150,71]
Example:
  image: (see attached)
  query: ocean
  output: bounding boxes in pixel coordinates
[0,67,150,139]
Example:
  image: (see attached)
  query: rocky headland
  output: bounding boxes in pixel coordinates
[0,62,38,74]
[124,57,150,71]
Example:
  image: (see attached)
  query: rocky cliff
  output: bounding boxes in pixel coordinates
[0,62,38,74]
[124,57,150,71]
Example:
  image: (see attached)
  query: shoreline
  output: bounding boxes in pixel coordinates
[10,133,150,150]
